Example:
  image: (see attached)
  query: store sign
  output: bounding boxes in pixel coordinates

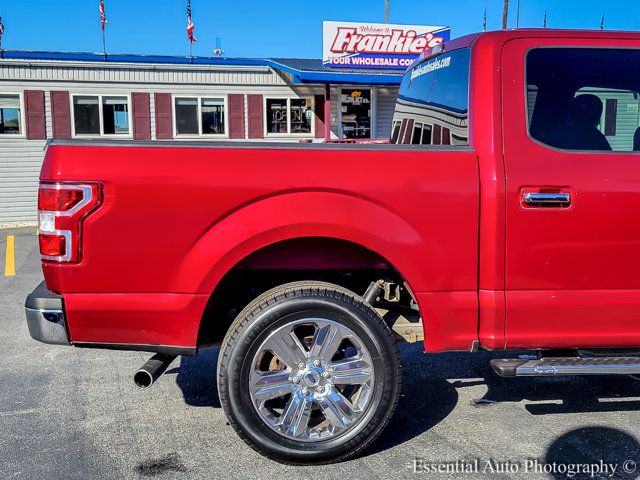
[323,21,450,70]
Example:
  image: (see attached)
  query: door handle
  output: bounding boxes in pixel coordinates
[522,192,571,207]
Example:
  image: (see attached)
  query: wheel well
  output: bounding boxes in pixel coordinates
[196,237,417,347]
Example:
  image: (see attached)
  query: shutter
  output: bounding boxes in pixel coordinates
[314,94,325,139]
[401,119,414,144]
[24,90,46,140]
[441,127,451,145]
[433,124,442,145]
[247,94,263,139]
[51,91,71,139]
[132,92,151,140]
[228,94,245,139]
[155,93,173,139]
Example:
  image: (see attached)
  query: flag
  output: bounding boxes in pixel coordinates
[100,0,107,31]
[186,0,196,43]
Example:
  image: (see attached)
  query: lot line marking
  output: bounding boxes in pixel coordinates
[5,235,15,276]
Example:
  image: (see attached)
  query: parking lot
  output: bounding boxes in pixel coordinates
[3,226,640,479]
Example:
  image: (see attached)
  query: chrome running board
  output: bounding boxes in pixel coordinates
[491,357,640,378]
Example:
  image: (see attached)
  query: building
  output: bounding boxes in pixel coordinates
[0,22,451,225]
[0,51,406,224]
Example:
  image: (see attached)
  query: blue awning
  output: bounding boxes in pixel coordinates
[267,58,404,85]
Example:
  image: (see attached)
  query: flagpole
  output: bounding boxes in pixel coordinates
[102,27,107,60]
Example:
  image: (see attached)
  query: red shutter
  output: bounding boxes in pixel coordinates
[402,119,414,144]
[314,94,325,139]
[51,91,71,139]
[155,93,173,140]
[24,90,46,140]
[247,94,263,139]
[228,94,245,139]
[132,92,151,140]
[441,127,451,145]
[432,124,442,145]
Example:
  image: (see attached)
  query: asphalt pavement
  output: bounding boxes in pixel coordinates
[2,227,640,479]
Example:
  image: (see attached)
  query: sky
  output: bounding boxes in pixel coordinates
[0,0,639,58]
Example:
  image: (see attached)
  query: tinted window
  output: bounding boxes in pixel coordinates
[527,48,640,152]
[391,48,470,145]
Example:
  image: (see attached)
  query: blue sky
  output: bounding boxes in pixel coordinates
[0,0,639,58]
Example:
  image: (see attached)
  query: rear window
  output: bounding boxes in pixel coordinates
[391,48,470,146]
[527,48,640,152]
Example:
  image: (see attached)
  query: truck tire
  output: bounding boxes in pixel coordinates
[217,281,401,464]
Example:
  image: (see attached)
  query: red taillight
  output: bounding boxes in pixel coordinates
[39,234,67,257]
[38,183,101,263]
[38,188,84,212]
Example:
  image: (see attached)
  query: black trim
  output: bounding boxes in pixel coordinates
[47,139,474,152]
[73,341,197,356]
[25,280,63,311]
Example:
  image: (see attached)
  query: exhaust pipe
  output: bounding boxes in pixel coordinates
[134,353,177,389]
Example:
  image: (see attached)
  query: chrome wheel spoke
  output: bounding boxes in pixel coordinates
[317,389,356,429]
[277,393,313,437]
[329,358,373,385]
[250,371,294,402]
[308,323,346,362]
[264,330,308,368]
[249,318,375,442]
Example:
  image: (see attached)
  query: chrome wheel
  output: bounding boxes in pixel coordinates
[249,318,375,442]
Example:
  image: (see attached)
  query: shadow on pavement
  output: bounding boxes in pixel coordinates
[544,426,640,479]
[168,348,221,408]
[169,343,640,456]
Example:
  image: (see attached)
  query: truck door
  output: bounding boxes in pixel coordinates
[502,38,640,348]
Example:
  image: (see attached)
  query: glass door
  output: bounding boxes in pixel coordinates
[340,89,371,139]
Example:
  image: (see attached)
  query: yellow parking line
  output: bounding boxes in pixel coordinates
[4,235,15,276]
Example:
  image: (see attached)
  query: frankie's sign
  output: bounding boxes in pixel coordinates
[322,21,450,70]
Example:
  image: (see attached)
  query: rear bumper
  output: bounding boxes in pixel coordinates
[25,281,70,346]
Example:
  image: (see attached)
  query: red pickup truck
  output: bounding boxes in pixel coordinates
[25,29,640,463]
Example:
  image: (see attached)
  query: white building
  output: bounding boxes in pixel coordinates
[0,51,403,224]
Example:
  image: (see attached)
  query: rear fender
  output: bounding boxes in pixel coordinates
[173,191,429,296]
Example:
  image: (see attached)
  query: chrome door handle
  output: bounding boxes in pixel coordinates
[522,192,571,207]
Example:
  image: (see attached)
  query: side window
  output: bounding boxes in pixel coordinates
[527,48,640,152]
[0,94,22,135]
[265,97,313,135]
[391,48,470,145]
[73,94,130,136]
[175,96,226,136]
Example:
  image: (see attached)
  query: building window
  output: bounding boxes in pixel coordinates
[72,95,130,136]
[174,96,226,136]
[0,94,22,135]
[265,97,313,135]
[201,98,225,134]
[341,89,371,139]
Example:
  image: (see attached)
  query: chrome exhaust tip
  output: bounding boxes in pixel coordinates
[134,353,177,389]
